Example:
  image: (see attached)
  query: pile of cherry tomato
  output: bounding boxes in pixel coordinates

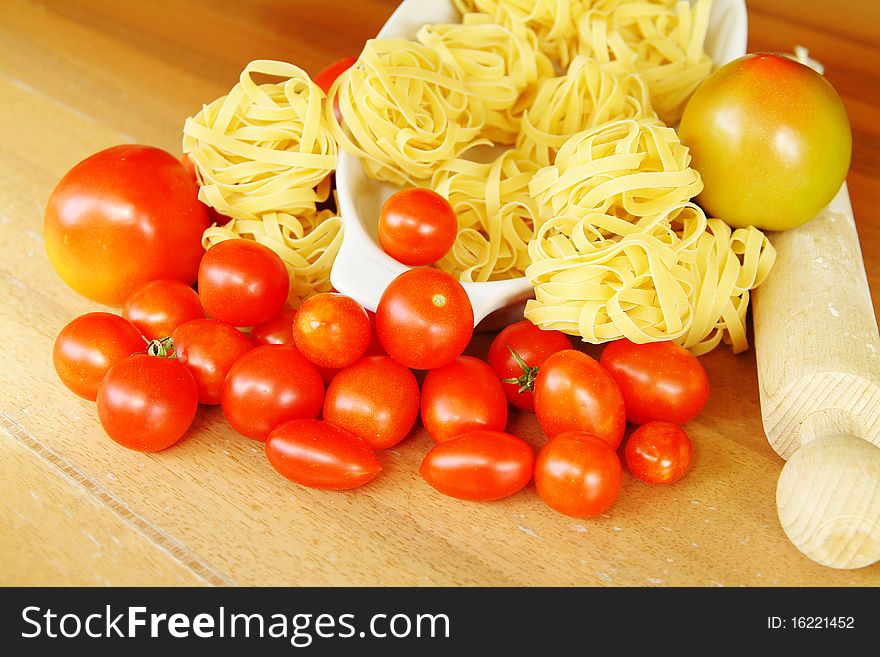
[45,55,709,519]
[49,168,709,520]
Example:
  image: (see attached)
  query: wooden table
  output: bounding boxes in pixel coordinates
[1,0,878,587]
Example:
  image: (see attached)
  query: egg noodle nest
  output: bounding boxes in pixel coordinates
[182,0,775,355]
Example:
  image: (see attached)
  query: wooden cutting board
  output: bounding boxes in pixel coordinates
[1,0,879,586]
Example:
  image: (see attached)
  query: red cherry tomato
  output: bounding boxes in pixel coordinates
[250,307,297,347]
[534,431,622,518]
[323,356,420,450]
[314,56,358,94]
[293,293,371,369]
[487,320,572,412]
[376,268,473,370]
[377,188,458,266]
[420,356,508,442]
[625,421,692,485]
[266,418,381,490]
[198,239,289,327]
[314,56,357,124]
[44,145,209,305]
[419,429,534,501]
[171,319,254,405]
[96,353,198,452]
[222,345,324,440]
[122,279,204,340]
[534,350,626,449]
[600,339,709,425]
[53,312,145,401]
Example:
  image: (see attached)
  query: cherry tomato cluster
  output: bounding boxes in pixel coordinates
[48,137,709,520]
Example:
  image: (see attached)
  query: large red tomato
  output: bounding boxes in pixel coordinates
[679,53,851,231]
[44,145,210,305]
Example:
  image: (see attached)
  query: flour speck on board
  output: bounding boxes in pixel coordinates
[828,303,839,317]
[596,571,613,583]
[570,524,588,533]
[646,577,664,585]
[517,524,542,540]
[867,343,877,355]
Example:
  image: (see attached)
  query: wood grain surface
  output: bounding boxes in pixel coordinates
[1,0,878,586]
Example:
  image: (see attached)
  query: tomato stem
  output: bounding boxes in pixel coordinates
[500,346,539,393]
[145,336,177,359]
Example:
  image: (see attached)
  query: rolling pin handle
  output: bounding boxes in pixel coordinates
[776,435,880,569]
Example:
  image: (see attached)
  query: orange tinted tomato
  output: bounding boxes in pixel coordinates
[600,339,709,425]
[679,53,851,231]
[293,293,371,369]
[420,356,508,443]
[534,350,626,449]
[534,431,621,518]
[378,188,458,266]
[419,430,534,501]
[53,312,145,401]
[266,418,381,490]
[376,268,473,370]
[44,145,209,305]
[625,421,692,485]
[122,279,204,341]
[172,319,253,405]
[323,356,420,450]
[96,353,198,452]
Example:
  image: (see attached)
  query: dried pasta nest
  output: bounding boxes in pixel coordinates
[431,149,541,282]
[525,120,776,354]
[324,38,488,186]
[417,12,554,145]
[182,59,342,307]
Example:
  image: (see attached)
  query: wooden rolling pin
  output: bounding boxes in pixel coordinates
[752,183,880,569]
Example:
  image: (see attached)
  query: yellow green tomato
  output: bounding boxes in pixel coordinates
[678,52,851,231]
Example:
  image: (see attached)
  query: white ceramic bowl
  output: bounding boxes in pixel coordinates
[330,0,747,327]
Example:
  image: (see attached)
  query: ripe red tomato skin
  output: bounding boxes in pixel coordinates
[487,320,572,412]
[314,56,358,95]
[122,279,204,340]
[171,319,254,405]
[53,312,145,401]
[222,345,324,441]
[534,350,626,449]
[198,240,289,327]
[314,56,357,124]
[44,145,210,305]
[293,293,371,369]
[323,356,420,450]
[266,418,381,490]
[378,188,458,266]
[420,356,508,443]
[419,430,534,501]
[534,431,622,518]
[250,307,298,347]
[625,421,692,485]
[376,268,474,370]
[96,354,198,452]
[600,339,709,425]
